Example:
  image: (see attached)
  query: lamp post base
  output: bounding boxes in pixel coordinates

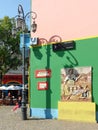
[21,89,27,120]
[21,106,27,120]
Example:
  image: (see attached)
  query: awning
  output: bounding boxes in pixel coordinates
[0,85,22,90]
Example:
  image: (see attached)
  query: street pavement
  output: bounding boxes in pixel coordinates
[0,105,98,130]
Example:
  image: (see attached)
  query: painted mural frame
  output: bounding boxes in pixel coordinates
[61,66,92,102]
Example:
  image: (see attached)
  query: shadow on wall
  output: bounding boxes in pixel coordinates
[45,45,52,118]
[32,46,43,60]
[96,104,98,122]
[66,51,78,66]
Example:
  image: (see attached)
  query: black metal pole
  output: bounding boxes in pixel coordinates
[14,4,37,120]
[21,32,27,120]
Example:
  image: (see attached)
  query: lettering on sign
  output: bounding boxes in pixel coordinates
[38,82,48,90]
[35,69,51,78]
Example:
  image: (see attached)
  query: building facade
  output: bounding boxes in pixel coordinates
[29,0,98,122]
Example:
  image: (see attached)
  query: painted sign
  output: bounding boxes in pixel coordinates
[38,82,48,90]
[35,69,51,78]
[20,33,38,57]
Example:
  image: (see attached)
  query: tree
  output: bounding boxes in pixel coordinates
[0,16,22,85]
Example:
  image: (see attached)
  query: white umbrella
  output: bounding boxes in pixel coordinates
[0,86,7,90]
[14,86,22,90]
[6,85,15,90]
[6,85,22,90]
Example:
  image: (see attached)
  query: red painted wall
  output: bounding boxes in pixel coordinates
[2,75,22,84]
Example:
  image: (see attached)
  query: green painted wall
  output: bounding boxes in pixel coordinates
[30,37,98,110]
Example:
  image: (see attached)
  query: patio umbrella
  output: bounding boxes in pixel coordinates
[6,85,15,90]
[6,85,22,90]
[0,86,7,90]
[14,85,22,90]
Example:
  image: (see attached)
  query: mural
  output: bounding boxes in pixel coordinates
[61,67,92,102]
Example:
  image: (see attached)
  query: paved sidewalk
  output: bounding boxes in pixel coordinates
[0,105,98,130]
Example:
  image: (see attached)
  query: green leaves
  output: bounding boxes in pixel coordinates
[0,16,22,76]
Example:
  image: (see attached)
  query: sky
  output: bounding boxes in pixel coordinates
[0,0,30,19]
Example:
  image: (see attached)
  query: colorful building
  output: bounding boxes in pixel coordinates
[29,0,98,122]
[2,74,22,85]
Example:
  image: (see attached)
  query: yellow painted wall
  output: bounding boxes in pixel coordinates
[58,102,96,122]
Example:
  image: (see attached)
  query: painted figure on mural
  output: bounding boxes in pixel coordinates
[62,69,79,99]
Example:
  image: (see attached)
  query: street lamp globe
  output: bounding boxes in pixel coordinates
[16,17,25,30]
[31,21,37,33]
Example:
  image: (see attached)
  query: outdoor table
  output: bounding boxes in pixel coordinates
[4,99,11,105]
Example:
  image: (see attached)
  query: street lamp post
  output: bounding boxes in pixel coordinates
[13,4,37,120]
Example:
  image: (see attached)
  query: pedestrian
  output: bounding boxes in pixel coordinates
[18,96,22,107]
[12,102,19,111]
[11,96,22,112]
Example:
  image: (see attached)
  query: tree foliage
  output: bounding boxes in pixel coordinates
[0,16,22,80]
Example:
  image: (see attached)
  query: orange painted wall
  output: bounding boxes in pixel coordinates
[31,0,98,41]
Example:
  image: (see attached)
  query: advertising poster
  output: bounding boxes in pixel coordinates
[61,66,92,102]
